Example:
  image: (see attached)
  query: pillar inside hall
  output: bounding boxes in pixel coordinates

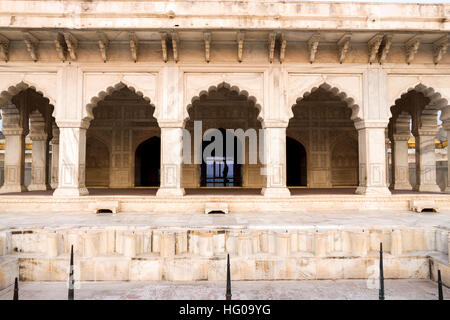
[261,122,291,197]
[412,114,440,192]
[0,102,27,193]
[389,113,412,190]
[53,120,89,196]
[156,124,185,197]
[50,121,59,189]
[355,120,391,195]
[444,121,450,193]
[28,110,51,191]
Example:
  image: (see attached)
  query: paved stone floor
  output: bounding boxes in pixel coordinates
[0,280,447,300]
[0,209,448,230]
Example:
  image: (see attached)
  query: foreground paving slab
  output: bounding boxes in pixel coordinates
[0,280,448,300]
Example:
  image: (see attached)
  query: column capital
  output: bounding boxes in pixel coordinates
[412,128,439,137]
[56,119,90,129]
[392,134,411,141]
[354,120,388,130]
[261,120,288,129]
[157,120,184,128]
[1,128,26,136]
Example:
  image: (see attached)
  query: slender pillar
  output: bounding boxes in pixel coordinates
[0,103,27,193]
[355,120,391,195]
[391,134,413,190]
[28,110,51,191]
[50,123,60,189]
[261,122,291,197]
[53,120,89,197]
[413,128,440,192]
[156,125,185,197]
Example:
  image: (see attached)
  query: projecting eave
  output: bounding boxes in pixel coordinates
[0,1,448,32]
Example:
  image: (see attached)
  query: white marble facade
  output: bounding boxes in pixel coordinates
[0,1,448,197]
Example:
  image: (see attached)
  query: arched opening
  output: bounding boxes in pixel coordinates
[135,136,160,187]
[183,84,263,192]
[388,87,446,193]
[86,86,160,191]
[0,87,54,193]
[287,86,358,192]
[86,137,110,187]
[286,137,307,187]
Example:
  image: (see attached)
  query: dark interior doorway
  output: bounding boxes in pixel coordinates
[135,137,160,187]
[200,129,242,187]
[286,137,307,187]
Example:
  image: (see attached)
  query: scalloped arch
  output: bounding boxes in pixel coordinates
[290,82,361,122]
[390,83,450,123]
[84,81,156,121]
[185,81,263,125]
[0,81,56,118]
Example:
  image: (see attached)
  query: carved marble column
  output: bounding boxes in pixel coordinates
[443,122,450,193]
[0,102,27,193]
[390,134,413,190]
[156,124,185,197]
[261,121,291,197]
[355,120,391,195]
[28,110,51,191]
[50,121,59,189]
[412,127,440,193]
[53,120,89,197]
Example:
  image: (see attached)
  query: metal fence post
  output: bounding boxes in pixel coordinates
[68,245,74,300]
[226,253,232,300]
[13,277,18,300]
[379,242,384,300]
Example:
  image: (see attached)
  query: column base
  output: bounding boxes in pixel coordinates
[53,187,89,197]
[391,183,413,191]
[261,187,291,198]
[50,182,58,189]
[414,184,442,193]
[27,184,51,191]
[355,186,391,195]
[0,185,27,194]
[156,187,185,197]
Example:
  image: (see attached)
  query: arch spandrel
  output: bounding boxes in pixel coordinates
[287,74,362,121]
[387,76,450,112]
[0,74,57,110]
[83,73,158,121]
[184,81,263,125]
[183,73,264,122]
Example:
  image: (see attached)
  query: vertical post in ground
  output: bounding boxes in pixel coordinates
[438,270,443,300]
[13,277,18,300]
[379,242,384,300]
[226,254,232,300]
[68,245,74,300]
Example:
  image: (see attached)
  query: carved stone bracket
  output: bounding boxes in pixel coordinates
[433,35,448,65]
[368,33,383,64]
[237,31,244,63]
[337,33,351,64]
[0,33,9,62]
[23,31,39,62]
[204,32,211,63]
[129,32,138,62]
[97,31,109,63]
[405,35,421,65]
[63,32,78,61]
[268,32,276,63]
[308,33,320,63]
[171,32,179,63]
[54,33,66,62]
[379,34,393,64]
[160,32,168,62]
[279,33,286,63]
